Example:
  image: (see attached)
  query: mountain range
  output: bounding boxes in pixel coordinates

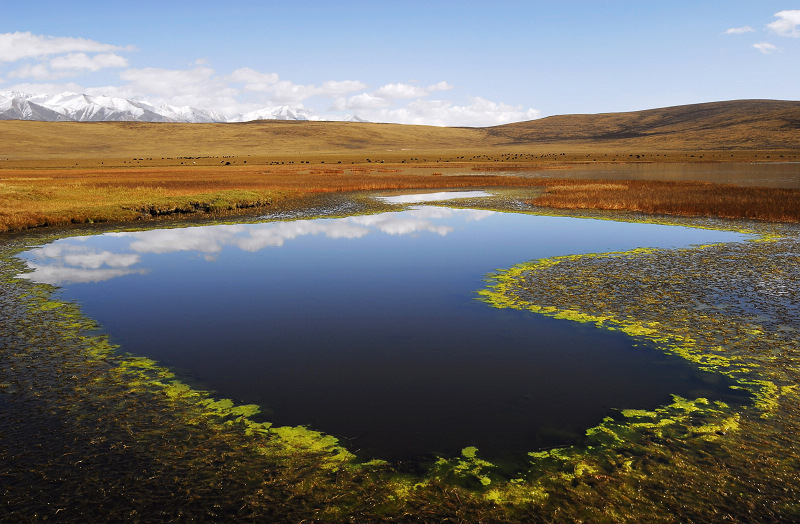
[0,90,365,123]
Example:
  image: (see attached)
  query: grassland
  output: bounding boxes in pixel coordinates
[0,98,798,232]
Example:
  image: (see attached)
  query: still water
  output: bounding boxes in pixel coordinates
[20,194,751,463]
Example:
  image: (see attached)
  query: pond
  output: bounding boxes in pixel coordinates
[18,192,753,467]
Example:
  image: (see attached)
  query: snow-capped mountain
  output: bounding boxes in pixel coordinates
[156,104,228,124]
[0,91,329,123]
[229,105,322,122]
[0,91,173,122]
[344,114,369,123]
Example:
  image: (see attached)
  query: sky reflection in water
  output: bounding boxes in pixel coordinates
[20,203,751,463]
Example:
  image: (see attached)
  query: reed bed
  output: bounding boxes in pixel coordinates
[532,179,800,223]
[2,165,799,232]
[0,165,535,232]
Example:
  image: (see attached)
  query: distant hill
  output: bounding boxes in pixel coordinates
[488,100,800,150]
[0,99,798,161]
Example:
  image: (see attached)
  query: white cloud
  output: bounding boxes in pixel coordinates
[754,42,778,54]
[363,96,541,127]
[21,244,144,285]
[12,53,130,80]
[319,79,368,96]
[50,52,128,71]
[120,66,219,96]
[8,63,63,80]
[2,81,86,94]
[768,10,800,37]
[0,31,133,63]
[333,92,392,111]
[1,30,539,126]
[117,66,242,112]
[725,26,754,35]
[376,191,492,204]
[230,68,279,91]
[374,81,453,99]
[19,264,145,285]
[230,68,365,104]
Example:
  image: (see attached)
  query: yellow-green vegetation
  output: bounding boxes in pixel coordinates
[2,200,800,521]
[475,212,800,519]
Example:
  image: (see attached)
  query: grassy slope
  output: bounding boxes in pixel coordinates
[489,99,800,150]
[1,99,798,232]
[0,120,488,161]
[1,99,798,162]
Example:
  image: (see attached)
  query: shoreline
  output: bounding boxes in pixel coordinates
[2,162,799,234]
[3,196,799,521]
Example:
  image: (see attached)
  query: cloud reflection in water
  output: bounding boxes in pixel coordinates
[19,206,495,285]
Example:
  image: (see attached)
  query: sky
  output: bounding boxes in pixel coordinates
[1,1,798,126]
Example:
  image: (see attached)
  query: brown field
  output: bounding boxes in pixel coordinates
[1,99,798,232]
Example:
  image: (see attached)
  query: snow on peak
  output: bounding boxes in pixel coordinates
[230,105,322,122]
[0,91,335,123]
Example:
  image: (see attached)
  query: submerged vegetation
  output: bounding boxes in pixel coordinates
[2,196,799,520]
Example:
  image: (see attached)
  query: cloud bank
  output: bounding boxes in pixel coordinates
[0,31,540,126]
[767,10,800,38]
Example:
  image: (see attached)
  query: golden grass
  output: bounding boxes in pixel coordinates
[532,179,800,222]
[0,164,539,231]
[2,163,799,233]
[1,103,799,167]
[1,99,798,232]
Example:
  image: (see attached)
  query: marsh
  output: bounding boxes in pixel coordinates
[18,192,752,467]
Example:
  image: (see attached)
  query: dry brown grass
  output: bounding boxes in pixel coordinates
[0,164,543,232]
[1,99,799,167]
[2,163,798,233]
[532,179,800,222]
[1,100,798,232]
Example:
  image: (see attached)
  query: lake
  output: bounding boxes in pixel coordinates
[19,192,752,466]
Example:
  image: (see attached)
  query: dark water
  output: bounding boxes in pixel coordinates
[20,197,751,463]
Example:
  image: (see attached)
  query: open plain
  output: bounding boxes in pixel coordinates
[2,99,800,232]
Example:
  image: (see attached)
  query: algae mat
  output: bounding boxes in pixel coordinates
[1,201,799,521]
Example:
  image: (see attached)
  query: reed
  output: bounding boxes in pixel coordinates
[531,179,800,223]
[2,165,798,233]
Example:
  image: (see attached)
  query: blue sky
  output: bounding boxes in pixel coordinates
[1,1,798,125]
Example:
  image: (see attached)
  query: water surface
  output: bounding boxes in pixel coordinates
[20,199,751,464]
[477,162,800,188]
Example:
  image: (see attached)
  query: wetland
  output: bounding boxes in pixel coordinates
[2,189,799,521]
[16,193,751,465]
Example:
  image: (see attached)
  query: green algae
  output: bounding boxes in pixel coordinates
[2,191,800,521]
[431,446,497,488]
[471,210,800,517]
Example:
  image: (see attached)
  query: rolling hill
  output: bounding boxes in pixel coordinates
[0,99,798,162]
[488,100,800,150]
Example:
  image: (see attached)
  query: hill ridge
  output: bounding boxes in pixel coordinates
[1,99,798,160]
[488,99,800,149]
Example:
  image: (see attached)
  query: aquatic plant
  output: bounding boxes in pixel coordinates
[2,200,799,521]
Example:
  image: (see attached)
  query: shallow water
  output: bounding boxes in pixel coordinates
[475,162,800,188]
[19,195,753,463]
